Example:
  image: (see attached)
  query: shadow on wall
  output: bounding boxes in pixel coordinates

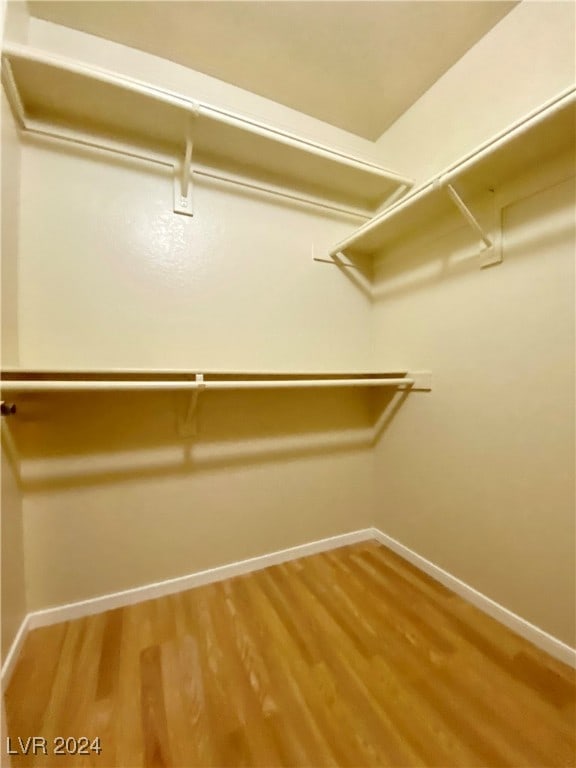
[314,251,374,300]
[372,194,575,305]
[2,386,410,492]
[332,212,494,304]
[334,166,576,304]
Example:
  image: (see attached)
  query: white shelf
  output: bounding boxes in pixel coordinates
[331,87,576,257]
[1,367,408,375]
[1,44,412,213]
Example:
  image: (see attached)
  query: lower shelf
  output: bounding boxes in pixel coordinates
[0,370,432,394]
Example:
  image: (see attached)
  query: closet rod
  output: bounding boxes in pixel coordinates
[0,378,414,393]
[330,85,576,256]
[21,123,371,220]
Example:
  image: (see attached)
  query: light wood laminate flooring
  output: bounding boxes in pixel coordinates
[4,541,576,767]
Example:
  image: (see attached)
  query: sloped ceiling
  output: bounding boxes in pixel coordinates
[27,1,517,140]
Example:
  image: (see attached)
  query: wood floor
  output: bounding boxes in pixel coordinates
[4,541,576,767]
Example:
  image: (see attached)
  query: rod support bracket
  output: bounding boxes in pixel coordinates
[312,244,359,269]
[407,371,432,391]
[176,373,205,438]
[174,111,198,216]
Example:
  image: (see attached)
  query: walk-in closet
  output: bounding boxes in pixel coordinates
[1,1,575,765]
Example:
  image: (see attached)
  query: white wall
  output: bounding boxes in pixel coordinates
[16,387,376,610]
[1,90,20,367]
[1,438,25,661]
[1,0,27,665]
[9,16,381,610]
[1,0,28,46]
[14,7,385,373]
[370,0,575,647]
[372,156,575,646]
[18,140,373,371]
[14,129,379,606]
[27,17,386,165]
[375,1,576,184]
[1,0,27,367]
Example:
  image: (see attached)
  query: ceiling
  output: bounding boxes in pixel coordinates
[27,1,518,141]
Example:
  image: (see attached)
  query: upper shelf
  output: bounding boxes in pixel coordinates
[330,87,576,257]
[1,44,412,213]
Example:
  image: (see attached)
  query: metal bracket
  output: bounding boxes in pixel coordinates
[174,113,197,216]
[1,58,27,129]
[480,189,503,269]
[442,181,502,268]
[407,371,432,391]
[312,244,363,270]
[177,374,205,438]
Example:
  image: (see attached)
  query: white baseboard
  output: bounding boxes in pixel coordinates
[1,614,30,690]
[26,528,376,630]
[3,526,574,688]
[370,527,576,669]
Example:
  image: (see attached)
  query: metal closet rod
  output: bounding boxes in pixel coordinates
[20,122,372,221]
[330,85,576,256]
[0,377,414,393]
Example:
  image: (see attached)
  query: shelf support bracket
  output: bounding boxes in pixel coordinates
[442,182,502,268]
[174,111,199,216]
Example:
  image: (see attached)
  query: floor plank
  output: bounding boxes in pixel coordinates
[5,542,576,767]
